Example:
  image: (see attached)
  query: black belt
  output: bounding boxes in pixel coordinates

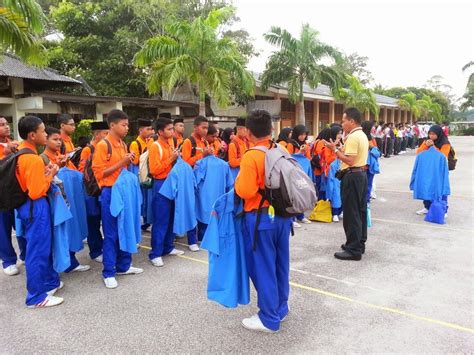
[345,167,367,174]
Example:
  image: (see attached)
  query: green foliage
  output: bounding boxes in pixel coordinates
[398,92,442,123]
[0,0,47,65]
[461,126,474,136]
[337,52,373,86]
[72,118,92,144]
[134,6,254,114]
[337,76,379,117]
[260,24,345,125]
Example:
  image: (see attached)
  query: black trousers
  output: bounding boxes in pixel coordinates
[375,137,383,153]
[341,172,367,256]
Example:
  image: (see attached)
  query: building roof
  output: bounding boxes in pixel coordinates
[0,53,81,85]
[253,72,399,107]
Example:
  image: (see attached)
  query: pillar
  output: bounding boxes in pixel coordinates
[382,107,387,123]
[313,99,319,136]
[365,110,370,121]
[329,101,335,124]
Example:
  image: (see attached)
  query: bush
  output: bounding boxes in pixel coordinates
[72,119,93,145]
[461,126,474,136]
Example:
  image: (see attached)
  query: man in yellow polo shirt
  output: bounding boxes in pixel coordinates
[324,107,368,261]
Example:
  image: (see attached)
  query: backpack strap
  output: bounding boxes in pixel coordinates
[189,136,197,157]
[60,141,66,155]
[253,189,267,251]
[133,140,142,155]
[40,153,50,166]
[172,136,178,150]
[103,138,113,162]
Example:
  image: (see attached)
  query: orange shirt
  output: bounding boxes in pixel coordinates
[174,133,184,147]
[369,138,377,148]
[92,133,127,187]
[228,136,249,168]
[41,149,77,170]
[181,133,207,167]
[129,136,151,165]
[287,142,311,159]
[149,137,175,179]
[211,140,221,157]
[312,140,325,176]
[79,142,95,173]
[60,133,75,154]
[417,142,450,159]
[16,141,53,200]
[235,138,271,212]
[321,146,337,176]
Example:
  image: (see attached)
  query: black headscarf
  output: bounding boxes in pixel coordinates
[361,121,374,141]
[291,125,308,147]
[277,128,292,143]
[329,125,342,141]
[428,124,450,149]
[221,127,234,145]
[317,128,331,141]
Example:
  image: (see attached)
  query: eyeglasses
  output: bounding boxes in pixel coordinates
[64,123,76,127]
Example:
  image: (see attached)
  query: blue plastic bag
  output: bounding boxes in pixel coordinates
[367,206,372,228]
[424,199,447,225]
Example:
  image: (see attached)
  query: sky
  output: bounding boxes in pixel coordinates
[231,0,473,101]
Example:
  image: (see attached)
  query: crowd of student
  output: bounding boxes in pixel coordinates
[0,107,454,333]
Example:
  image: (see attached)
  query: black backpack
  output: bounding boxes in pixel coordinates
[0,148,36,211]
[83,140,112,197]
[448,146,457,171]
[69,148,83,168]
[187,136,208,157]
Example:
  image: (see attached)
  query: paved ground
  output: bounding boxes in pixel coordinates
[1,137,473,353]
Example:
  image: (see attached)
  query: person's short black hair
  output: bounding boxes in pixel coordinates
[45,126,60,137]
[343,107,362,124]
[207,124,218,135]
[18,115,43,140]
[154,117,173,132]
[57,113,73,125]
[77,136,90,148]
[246,110,272,138]
[107,109,128,125]
[194,115,208,126]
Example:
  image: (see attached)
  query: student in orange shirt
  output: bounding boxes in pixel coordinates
[0,116,25,277]
[206,124,224,157]
[78,121,108,263]
[148,117,183,267]
[312,128,330,199]
[92,109,143,289]
[129,119,154,231]
[41,127,78,170]
[287,124,311,159]
[235,110,292,333]
[15,115,63,308]
[228,118,250,179]
[57,113,76,154]
[172,116,185,147]
[276,128,292,149]
[181,116,213,167]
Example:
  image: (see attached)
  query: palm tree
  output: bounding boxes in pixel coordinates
[260,24,345,126]
[337,76,379,118]
[0,0,46,64]
[398,92,422,122]
[134,7,254,116]
[418,95,442,123]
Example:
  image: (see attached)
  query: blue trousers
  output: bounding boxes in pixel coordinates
[85,195,103,259]
[332,207,343,216]
[17,198,60,306]
[101,187,132,278]
[0,210,26,268]
[243,212,292,331]
[187,221,207,244]
[141,186,153,227]
[64,252,80,273]
[150,179,176,259]
[367,172,375,203]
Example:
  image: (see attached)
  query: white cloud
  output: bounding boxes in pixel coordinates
[232,0,474,99]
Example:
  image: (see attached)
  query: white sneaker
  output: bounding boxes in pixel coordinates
[444,213,448,219]
[299,218,312,224]
[241,314,276,333]
[332,215,340,223]
[92,255,103,263]
[3,264,19,276]
[117,266,144,275]
[27,295,64,308]
[47,281,64,296]
[188,244,200,252]
[150,257,164,267]
[71,264,91,272]
[281,305,290,322]
[17,259,25,266]
[292,221,302,229]
[339,212,344,218]
[104,277,118,289]
[416,208,429,215]
[169,248,184,256]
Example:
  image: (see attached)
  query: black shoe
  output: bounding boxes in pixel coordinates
[334,251,361,261]
[341,244,365,254]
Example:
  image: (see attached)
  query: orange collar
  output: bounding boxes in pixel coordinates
[19,141,38,154]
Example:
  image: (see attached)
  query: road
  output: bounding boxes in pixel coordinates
[1,136,473,353]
